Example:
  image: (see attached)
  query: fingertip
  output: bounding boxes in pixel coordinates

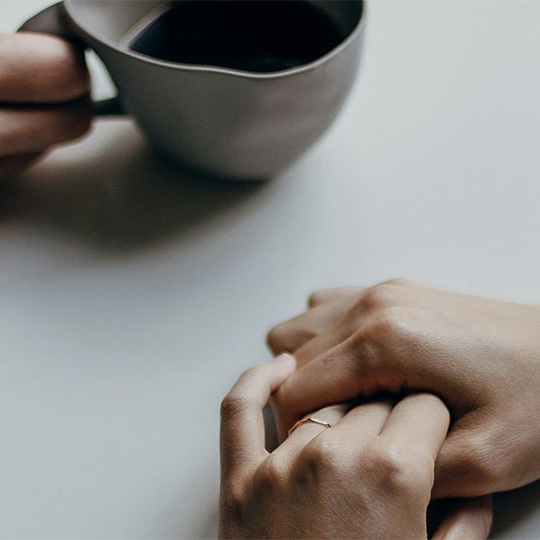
[266,322,291,355]
[270,353,296,389]
[0,33,89,103]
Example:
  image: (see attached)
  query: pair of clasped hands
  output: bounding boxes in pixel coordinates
[5,32,540,540]
[221,280,540,539]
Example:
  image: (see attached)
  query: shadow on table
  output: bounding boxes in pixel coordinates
[491,480,540,538]
[0,126,266,254]
[195,506,220,540]
[157,468,220,540]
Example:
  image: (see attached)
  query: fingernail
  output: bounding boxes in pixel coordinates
[272,352,295,364]
[270,353,296,382]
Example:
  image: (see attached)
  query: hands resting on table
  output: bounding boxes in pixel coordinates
[0,33,91,180]
[221,279,540,538]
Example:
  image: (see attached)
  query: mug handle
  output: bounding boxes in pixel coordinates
[18,2,125,116]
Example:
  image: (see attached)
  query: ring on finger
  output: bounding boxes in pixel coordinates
[288,417,332,437]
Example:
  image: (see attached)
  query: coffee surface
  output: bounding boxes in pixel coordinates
[129,1,343,72]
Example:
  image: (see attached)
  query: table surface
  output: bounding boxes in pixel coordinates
[2,1,540,538]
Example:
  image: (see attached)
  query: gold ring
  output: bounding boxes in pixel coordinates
[288,417,332,437]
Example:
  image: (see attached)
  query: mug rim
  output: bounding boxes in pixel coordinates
[64,0,365,79]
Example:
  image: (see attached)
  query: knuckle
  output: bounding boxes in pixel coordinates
[309,287,364,308]
[361,283,402,310]
[301,435,344,475]
[220,485,246,525]
[365,445,407,478]
[452,435,504,489]
[266,323,288,352]
[308,290,326,308]
[381,277,413,288]
[364,445,432,499]
[266,322,299,353]
[359,306,409,345]
[220,364,270,423]
[220,393,251,423]
[220,483,244,510]
[254,457,289,491]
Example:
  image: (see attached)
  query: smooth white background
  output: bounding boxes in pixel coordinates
[1,1,540,538]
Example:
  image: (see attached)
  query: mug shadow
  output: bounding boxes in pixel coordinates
[0,123,266,254]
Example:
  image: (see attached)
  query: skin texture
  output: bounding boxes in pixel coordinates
[0,33,92,179]
[220,356,492,539]
[267,278,540,499]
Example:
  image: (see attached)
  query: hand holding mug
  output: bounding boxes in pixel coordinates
[21,0,365,180]
[0,32,91,179]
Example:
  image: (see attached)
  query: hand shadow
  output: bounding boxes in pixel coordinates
[0,120,265,255]
[490,480,540,538]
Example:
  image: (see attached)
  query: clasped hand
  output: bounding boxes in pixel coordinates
[220,278,540,538]
[268,279,540,498]
[220,356,492,539]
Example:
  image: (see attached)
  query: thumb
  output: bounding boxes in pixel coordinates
[431,496,493,540]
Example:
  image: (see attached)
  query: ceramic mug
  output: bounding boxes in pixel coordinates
[21,1,365,180]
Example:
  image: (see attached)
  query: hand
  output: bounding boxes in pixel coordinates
[0,33,92,179]
[219,355,492,539]
[267,278,540,498]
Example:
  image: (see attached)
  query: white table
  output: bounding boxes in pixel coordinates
[1,1,540,538]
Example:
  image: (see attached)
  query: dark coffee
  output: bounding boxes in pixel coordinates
[129,1,344,73]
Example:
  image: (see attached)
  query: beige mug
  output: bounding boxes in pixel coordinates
[21,1,365,180]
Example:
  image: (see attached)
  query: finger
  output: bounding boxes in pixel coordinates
[220,354,296,481]
[331,398,393,445]
[378,394,450,467]
[432,422,497,499]
[291,295,377,370]
[273,332,378,439]
[292,316,355,371]
[432,496,493,540]
[275,403,348,456]
[296,281,418,370]
[307,279,416,309]
[284,398,394,454]
[308,287,364,308]
[273,287,422,436]
[0,100,93,156]
[267,298,357,355]
[0,153,43,180]
[0,33,89,103]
